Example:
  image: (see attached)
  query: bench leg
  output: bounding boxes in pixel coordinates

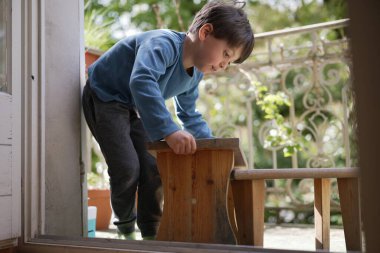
[338,177,362,251]
[314,178,330,250]
[227,184,239,240]
[231,179,265,246]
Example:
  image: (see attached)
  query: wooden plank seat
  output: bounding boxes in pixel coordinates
[230,167,362,251]
[147,138,246,244]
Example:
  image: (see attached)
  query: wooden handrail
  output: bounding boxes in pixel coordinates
[231,167,359,180]
[255,19,349,40]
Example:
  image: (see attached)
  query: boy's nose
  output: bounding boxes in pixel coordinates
[219,61,228,70]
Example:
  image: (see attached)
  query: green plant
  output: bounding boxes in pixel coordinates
[239,68,302,157]
[84,1,117,51]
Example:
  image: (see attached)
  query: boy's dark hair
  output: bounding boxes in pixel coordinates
[188,0,254,64]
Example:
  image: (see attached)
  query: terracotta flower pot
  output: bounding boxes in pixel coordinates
[88,189,112,230]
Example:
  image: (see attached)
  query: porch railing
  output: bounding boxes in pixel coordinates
[196,19,353,222]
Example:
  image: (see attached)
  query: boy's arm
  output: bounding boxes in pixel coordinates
[174,85,214,139]
[129,40,180,141]
[129,37,197,154]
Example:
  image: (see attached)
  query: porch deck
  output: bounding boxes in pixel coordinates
[94,223,346,252]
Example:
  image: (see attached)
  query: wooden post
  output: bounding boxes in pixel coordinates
[337,178,362,251]
[314,178,330,250]
[231,179,265,246]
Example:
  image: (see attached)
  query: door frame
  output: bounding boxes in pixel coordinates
[10,0,21,241]
[18,0,45,240]
[18,0,378,252]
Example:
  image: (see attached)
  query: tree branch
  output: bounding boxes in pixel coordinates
[152,3,164,29]
[173,0,186,32]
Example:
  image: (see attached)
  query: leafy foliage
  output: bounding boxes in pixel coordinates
[84,1,118,50]
[84,0,348,49]
[239,69,302,157]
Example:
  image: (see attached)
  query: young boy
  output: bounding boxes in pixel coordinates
[82,0,254,240]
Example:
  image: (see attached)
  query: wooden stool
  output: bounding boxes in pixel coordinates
[231,167,362,251]
[147,138,246,244]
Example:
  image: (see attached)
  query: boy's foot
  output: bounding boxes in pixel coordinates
[142,235,155,240]
[117,231,136,240]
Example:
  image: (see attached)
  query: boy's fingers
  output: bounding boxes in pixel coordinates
[164,130,196,155]
[182,141,192,155]
[179,136,194,155]
[185,135,196,155]
[190,136,197,154]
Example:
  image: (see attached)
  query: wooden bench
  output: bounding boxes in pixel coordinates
[148,138,362,251]
[147,138,246,244]
[230,167,362,251]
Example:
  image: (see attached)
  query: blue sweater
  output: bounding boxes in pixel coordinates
[88,29,213,141]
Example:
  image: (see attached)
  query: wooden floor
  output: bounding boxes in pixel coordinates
[95,224,346,252]
[0,248,16,253]
[0,222,347,253]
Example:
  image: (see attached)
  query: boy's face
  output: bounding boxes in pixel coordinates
[193,24,243,74]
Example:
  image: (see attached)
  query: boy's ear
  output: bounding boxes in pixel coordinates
[198,23,213,41]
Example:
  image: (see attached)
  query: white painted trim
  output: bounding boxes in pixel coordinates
[39,0,46,236]
[28,0,39,239]
[11,0,22,239]
[21,0,43,241]
[30,0,40,239]
[79,0,89,237]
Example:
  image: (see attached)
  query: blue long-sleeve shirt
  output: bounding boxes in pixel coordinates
[88,29,213,141]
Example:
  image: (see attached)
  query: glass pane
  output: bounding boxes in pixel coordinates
[0,0,8,93]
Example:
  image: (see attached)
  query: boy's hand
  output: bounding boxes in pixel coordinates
[164,130,197,155]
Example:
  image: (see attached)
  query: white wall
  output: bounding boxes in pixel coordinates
[44,0,83,236]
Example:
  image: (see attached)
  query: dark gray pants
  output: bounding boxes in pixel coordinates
[82,82,162,237]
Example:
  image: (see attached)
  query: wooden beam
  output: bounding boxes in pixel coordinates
[338,178,362,251]
[231,179,265,246]
[349,0,380,251]
[314,178,330,250]
[232,168,359,180]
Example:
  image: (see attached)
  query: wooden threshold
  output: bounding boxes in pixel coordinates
[15,235,344,253]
